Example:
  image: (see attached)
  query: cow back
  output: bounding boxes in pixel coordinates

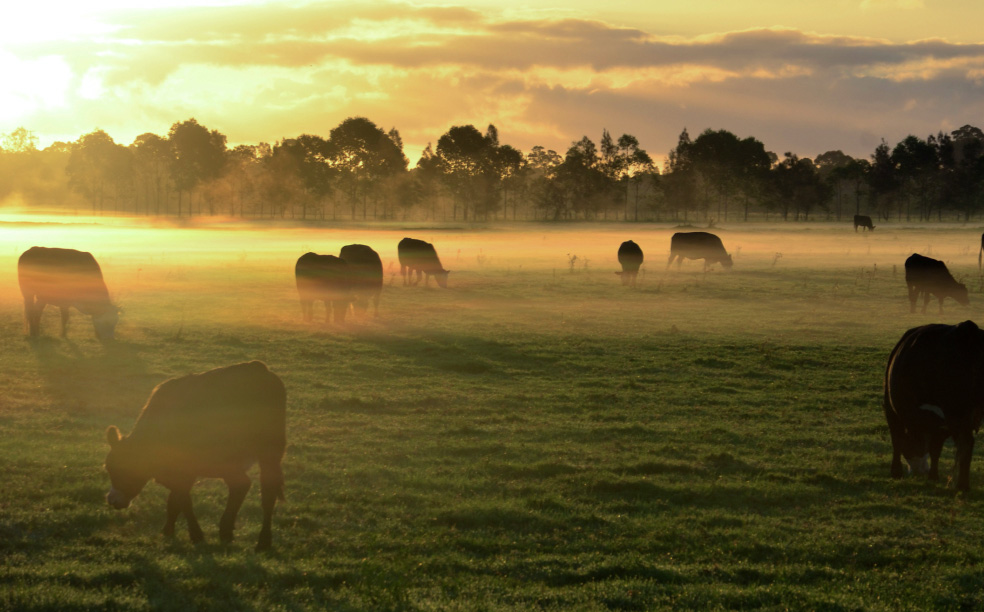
[617,240,644,271]
[339,244,383,292]
[131,361,287,459]
[295,252,351,298]
[18,246,112,306]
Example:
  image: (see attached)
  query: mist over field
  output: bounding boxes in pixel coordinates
[4,216,984,610]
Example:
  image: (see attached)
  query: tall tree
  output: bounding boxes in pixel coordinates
[327,117,407,219]
[66,130,132,214]
[168,118,227,216]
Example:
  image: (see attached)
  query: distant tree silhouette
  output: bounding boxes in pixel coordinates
[168,119,227,217]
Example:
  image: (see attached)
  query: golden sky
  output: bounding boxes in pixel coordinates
[2,0,983,164]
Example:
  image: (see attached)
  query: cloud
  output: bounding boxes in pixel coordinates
[4,2,984,164]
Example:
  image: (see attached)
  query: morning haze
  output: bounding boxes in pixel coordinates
[4,0,984,609]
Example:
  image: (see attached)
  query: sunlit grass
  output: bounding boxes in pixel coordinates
[2,218,984,610]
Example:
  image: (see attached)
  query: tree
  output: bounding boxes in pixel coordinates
[66,130,132,214]
[689,129,771,223]
[168,119,228,216]
[663,128,697,221]
[867,140,899,221]
[435,124,494,221]
[130,133,173,215]
[327,117,408,219]
[271,135,332,219]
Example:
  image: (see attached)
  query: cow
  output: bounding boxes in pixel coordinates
[398,237,450,288]
[667,232,733,271]
[854,215,875,232]
[883,321,984,492]
[904,253,969,314]
[295,252,353,324]
[104,361,287,550]
[17,246,119,341]
[615,240,644,288]
[339,244,383,317]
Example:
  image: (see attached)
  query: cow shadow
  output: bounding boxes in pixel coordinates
[348,327,558,378]
[27,336,157,420]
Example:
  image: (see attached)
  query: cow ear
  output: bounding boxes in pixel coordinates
[106,426,121,447]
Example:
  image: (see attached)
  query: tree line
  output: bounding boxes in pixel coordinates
[1,118,983,223]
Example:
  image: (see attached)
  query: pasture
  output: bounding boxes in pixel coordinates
[2,217,984,611]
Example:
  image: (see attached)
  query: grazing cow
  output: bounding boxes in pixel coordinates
[295,252,353,324]
[339,244,383,317]
[904,253,969,314]
[667,232,733,271]
[615,240,644,288]
[398,237,450,288]
[104,361,287,550]
[883,321,984,491]
[17,246,119,341]
[854,215,875,232]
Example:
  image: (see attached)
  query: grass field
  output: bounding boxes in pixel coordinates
[2,217,984,610]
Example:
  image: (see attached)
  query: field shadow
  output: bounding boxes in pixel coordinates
[26,336,156,418]
[349,328,557,377]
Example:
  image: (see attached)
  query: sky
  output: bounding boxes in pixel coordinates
[2,0,983,166]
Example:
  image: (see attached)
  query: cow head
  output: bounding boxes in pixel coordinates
[954,283,970,307]
[435,270,450,289]
[93,307,120,342]
[721,254,734,270]
[104,426,149,509]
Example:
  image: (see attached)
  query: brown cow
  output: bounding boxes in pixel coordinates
[854,215,875,232]
[616,240,644,288]
[339,244,383,317]
[18,246,119,341]
[904,253,969,314]
[398,237,450,288]
[667,232,733,271]
[295,252,353,323]
[884,322,984,491]
[104,361,287,551]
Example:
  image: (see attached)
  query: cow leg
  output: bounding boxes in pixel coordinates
[400,264,408,286]
[59,307,70,337]
[907,285,918,313]
[921,293,930,314]
[666,254,675,269]
[219,473,251,544]
[256,456,284,552]
[163,484,204,543]
[954,429,975,492]
[928,434,946,481]
[23,296,41,336]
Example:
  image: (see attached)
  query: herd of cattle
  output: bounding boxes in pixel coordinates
[11,226,984,550]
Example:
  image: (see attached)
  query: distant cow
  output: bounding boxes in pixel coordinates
[616,240,644,288]
[904,253,969,314]
[339,244,383,317]
[667,232,733,271]
[17,246,119,341]
[104,361,287,550]
[398,237,450,288]
[295,252,353,324]
[854,215,875,232]
[883,321,984,491]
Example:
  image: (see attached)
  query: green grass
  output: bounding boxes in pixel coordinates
[3,221,984,610]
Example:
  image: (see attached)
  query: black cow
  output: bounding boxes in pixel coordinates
[339,244,383,317]
[667,232,733,271]
[295,252,353,323]
[854,215,875,232]
[17,246,119,341]
[616,240,644,288]
[105,361,287,550]
[904,253,969,314]
[883,321,984,491]
[398,237,450,288]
